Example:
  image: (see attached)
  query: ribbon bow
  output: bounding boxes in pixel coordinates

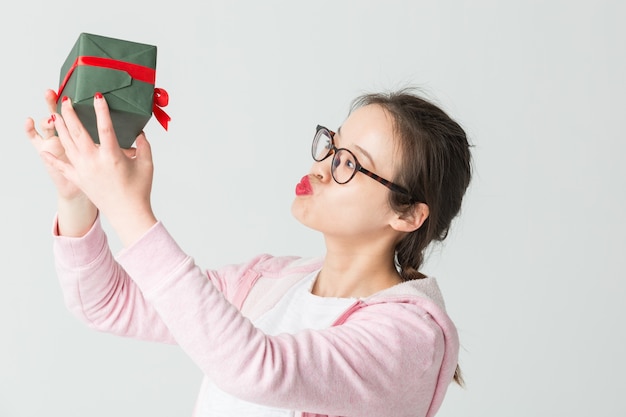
[152,88,171,130]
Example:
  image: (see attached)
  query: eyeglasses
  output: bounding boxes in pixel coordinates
[312,125,417,202]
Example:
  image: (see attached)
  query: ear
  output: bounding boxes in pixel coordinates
[390,203,430,233]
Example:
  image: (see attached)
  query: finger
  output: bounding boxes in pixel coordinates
[58,95,95,153]
[40,150,76,182]
[52,108,80,157]
[24,117,43,143]
[121,147,138,159]
[44,89,59,114]
[134,132,153,164]
[93,92,120,152]
[38,113,57,140]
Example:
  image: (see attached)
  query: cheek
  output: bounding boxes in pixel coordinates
[350,198,393,222]
[330,188,393,226]
[290,181,394,233]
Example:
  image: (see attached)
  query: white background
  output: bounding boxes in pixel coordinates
[2,1,625,416]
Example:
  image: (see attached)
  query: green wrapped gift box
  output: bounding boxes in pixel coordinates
[57,32,169,148]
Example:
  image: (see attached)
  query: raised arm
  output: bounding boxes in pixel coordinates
[26,90,172,343]
[53,213,176,343]
[116,223,453,417]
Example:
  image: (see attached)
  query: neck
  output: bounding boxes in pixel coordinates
[313,238,402,298]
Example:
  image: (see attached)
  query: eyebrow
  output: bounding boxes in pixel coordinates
[336,126,377,169]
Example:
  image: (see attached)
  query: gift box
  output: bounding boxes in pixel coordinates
[56,32,169,148]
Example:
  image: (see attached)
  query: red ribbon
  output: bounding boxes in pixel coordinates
[152,88,171,130]
[57,55,170,130]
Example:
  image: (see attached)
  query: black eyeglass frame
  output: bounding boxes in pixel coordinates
[313,125,419,203]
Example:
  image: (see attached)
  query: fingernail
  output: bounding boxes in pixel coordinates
[62,96,69,102]
[94,92,103,100]
[49,114,56,123]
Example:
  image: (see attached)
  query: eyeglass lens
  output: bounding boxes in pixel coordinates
[313,129,357,184]
[313,129,332,161]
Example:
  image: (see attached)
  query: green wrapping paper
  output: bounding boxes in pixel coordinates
[57,33,169,148]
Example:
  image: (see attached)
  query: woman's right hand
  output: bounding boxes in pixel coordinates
[25,89,84,201]
[26,89,98,237]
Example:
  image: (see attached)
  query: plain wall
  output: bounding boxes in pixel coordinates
[3,1,625,416]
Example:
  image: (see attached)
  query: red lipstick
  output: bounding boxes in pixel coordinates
[295,175,313,196]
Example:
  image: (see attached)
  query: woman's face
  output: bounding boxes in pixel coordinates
[291,104,403,242]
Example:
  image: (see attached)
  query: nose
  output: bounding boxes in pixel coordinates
[309,156,333,183]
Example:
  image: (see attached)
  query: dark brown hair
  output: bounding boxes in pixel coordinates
[351,88,472,386]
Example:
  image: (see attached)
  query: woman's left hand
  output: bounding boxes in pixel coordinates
[42,93,158,247]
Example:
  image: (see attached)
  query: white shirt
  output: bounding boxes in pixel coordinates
[196,272,356,417]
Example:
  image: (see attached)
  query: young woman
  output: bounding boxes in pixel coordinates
[25,86,472,417]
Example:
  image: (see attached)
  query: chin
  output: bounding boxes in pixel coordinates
[290,200,321,232]
[290,200,306,224]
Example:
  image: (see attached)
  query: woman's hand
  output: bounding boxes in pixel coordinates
[42,92,158,247]
[25,89,84,201]
[26,89,98,237]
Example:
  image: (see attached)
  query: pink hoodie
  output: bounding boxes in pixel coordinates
[53,215,459,417]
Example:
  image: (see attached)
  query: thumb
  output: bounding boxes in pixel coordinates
[134,132,153,163]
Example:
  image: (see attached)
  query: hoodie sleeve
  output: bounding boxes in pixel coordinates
[52,214,175,343]
[116,220,457,417]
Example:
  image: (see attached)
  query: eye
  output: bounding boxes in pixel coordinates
[334,151,356,170]
[332,155,342,169]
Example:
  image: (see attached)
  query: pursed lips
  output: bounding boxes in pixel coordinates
[295,175,313,196]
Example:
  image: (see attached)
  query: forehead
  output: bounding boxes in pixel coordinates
[337,104,399,167]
